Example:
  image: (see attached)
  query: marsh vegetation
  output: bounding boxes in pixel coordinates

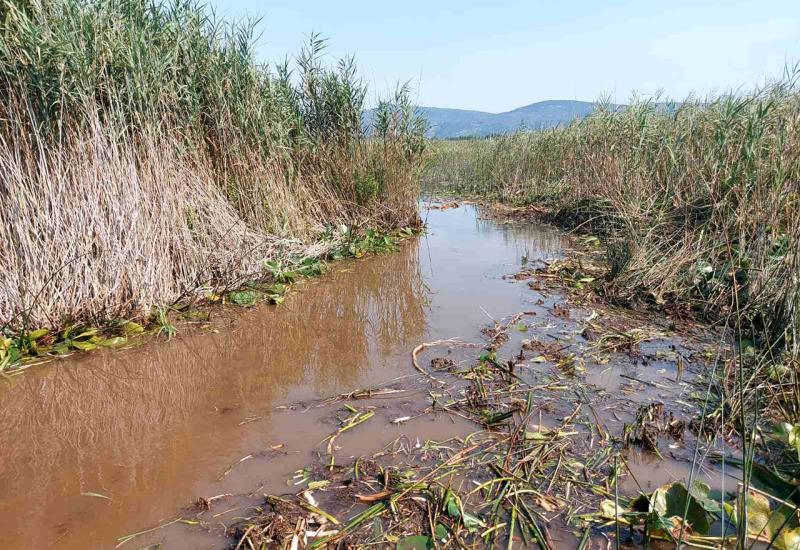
[0,0,426,365]
[425,77,800,548]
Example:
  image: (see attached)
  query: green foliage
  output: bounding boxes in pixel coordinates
[152,307,177,340]
[355,171,381,204]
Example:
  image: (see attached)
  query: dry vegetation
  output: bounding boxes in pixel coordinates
[425,76,800,542]
[0,0,426,336]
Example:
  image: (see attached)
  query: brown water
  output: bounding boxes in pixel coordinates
[0,204,570,549]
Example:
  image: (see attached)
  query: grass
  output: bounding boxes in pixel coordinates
[425,72,800,545]
[0,0,426,345]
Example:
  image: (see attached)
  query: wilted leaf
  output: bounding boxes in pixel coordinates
[746,492,773,541]
[599,499,632,523]
[775,526,800,550]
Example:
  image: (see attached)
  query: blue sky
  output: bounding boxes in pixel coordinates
[208,0,800,112]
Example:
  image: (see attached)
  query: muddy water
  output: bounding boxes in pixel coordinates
[0,205,567,549]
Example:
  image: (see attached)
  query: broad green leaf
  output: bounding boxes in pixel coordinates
[72,340,98,351]
[120,321,144,335]
[28,328,49,341]
[650,482,711,535]
[97,336,127,348]
[228,290,261,306]
[74,328,99,340]
[51,342,71,355]
[689,481,723,514]
[396,535,433,550]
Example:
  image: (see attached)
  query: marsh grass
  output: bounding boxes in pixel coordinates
[0,0,425,334]
[425,72,800,543]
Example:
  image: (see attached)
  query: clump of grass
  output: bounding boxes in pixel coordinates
[0,0,426,335]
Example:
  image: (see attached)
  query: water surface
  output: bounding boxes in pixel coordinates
[0,204,565,549]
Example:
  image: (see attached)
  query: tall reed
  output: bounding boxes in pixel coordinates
[426,74,800,452]
[0,0,426,330]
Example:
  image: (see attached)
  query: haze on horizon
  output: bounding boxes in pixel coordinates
[210,0,799,112]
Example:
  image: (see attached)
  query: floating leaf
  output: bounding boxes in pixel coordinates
[120,321,145,336]
[443,491,484,531]
[396,535,433,550]
[74,328,99,340]
[228,290,261,306]
[648,482,711,535]
[688,481,724,514]
[97,336,127,348]
[72,340,98,351]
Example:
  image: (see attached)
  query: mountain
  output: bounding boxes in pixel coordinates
[365,100,601,139]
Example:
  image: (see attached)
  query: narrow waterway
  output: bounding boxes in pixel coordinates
[0,204,567,549]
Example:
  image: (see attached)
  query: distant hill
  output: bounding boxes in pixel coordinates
[365,100,602,139]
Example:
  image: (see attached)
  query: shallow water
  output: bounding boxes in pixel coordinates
[0,204,569,549]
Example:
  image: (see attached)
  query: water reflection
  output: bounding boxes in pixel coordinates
[0,205,566,549]
[0,240,426,548]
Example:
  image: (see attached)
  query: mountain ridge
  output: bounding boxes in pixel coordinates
[366,100,601,139]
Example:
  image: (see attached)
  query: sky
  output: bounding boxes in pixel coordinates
[208,0,800,112]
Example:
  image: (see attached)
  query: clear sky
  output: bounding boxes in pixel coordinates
[208,0,800,112]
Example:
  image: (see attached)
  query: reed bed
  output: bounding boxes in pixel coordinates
[425,77,800,527]
[0,0,426,332]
